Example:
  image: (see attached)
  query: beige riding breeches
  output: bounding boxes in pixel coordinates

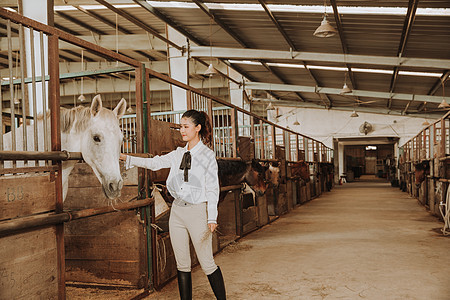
[169,201,217,275]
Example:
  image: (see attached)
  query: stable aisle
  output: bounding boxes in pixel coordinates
[145,176,450,299]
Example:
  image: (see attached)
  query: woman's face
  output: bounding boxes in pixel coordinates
[180,117,201,142]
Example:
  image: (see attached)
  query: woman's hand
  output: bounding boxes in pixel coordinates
[208,223,218,233]
[119,153,127,161]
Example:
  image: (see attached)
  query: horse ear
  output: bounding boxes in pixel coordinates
[113,98,127,119]
[90,94,103,117]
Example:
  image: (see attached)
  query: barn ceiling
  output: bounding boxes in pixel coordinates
[1,0,450,118]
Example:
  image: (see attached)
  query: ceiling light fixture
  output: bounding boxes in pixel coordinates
[313,1,337,38]
[340,72,352,94]
[350,110,359,117]
[422,120,430,126]
[438,78,449,108]
[78,49,86,102]
[204,18,218,77]
[266,102,275,110]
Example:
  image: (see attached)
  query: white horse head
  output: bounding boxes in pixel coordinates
[61,95,127,200]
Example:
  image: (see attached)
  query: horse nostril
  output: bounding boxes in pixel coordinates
[109,182,114,191]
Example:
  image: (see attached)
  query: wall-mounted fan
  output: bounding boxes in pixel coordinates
[359,121,373,135]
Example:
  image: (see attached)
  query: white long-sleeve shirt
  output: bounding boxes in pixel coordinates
[125,140,220,223]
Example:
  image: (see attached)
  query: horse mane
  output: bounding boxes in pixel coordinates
[60,106,92,133]
[218,160,248,177]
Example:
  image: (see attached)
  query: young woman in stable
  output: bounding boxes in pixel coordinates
[120,110,226,300]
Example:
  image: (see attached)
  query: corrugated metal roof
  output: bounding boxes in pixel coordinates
[1,0,449,117]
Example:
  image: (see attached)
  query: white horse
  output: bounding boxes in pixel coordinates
[2,94,127,201]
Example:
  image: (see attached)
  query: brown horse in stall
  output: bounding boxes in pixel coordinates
[217,159,269,202]
[261,161,281,188]
[414,160,430,187]
[290,160,310,183]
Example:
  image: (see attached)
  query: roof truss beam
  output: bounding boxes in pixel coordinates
[93,0,182,51]
[132,0,206,46]
[258,0,296,51]
[251,98,439,119]
[192,0,249,48]
[389,0,419,109]
[189,46,450,69]
[245,82,450,104]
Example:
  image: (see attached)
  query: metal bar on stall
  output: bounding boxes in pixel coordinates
[260,120,264,159]
[19,24,27,154]
[231,107,237,157]
[271,125,276,160]
[29,28,38,155]
[0,150,82,161]
[0,198,153,237]
[208,97,213,149]
[7,20,16,155]
[40,31,48,154]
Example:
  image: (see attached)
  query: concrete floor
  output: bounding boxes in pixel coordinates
[143,176,450,300]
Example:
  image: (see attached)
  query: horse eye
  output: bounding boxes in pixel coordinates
[93,135,101,143]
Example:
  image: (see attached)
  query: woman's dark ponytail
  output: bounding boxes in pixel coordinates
[182,109,213,148]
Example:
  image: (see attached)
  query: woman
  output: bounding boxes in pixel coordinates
[120,110,226,300]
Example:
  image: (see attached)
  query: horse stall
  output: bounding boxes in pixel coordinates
[0,172,62,299]
[399,114,450,237]
[63,163,153,291]
[265,145,287,217]
[286,163,298,209]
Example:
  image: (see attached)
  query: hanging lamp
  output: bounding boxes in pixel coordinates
[350,110,359,117]
[422,120,430,126]
[204,18,218,77]
[126,72,133,112]
[78,49,86,102]
[204,63,218,77]
[266,102,275,110]
[313,1,337,38]
[340,72,352,94]
[438,78,449,108]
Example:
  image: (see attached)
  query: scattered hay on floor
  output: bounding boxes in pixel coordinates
[222,241,253,253]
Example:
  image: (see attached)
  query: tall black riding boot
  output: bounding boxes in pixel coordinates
[177,270,192,300]
[207,266,226,300]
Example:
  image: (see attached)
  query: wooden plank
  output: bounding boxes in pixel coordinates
[300,185,307,204]
[256,194,268,227]
[217,191,237,236]
[148,119,185,183]
[0,226,58,299]
[68,162,138,188]
[286,180,294,211]
[65,185,137,210]
[0,173,56,221]
[65,211,146,287]
[242,206,257,234]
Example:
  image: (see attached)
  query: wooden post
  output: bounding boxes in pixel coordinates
[48,33,64,300]
[231,107,237,158]
[440,118,445,158]
[260,120,264,159]
[271,126,276,160]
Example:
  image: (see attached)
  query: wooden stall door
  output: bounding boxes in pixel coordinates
[0,174,59,299]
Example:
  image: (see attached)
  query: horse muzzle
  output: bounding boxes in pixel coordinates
[102,178,123,199]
